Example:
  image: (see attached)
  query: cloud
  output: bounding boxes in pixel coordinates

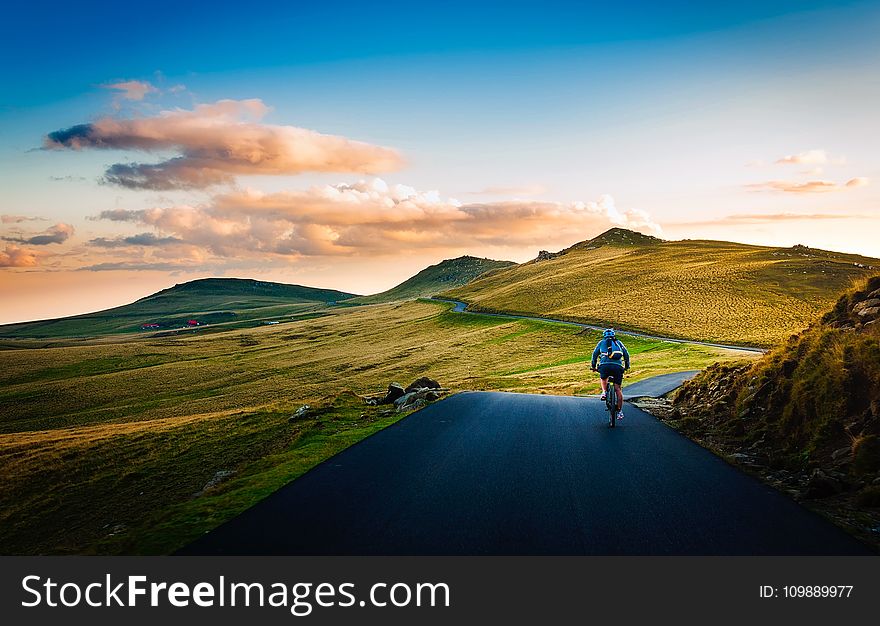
[102,80,158,101]
[666,211,870,228]
[89,233,185,248]
[775,149,828,165]
[466,184,547,196]
[0,245,38,267]
[2,223,74,245]
[78,261,193,272]
[94,178,661,259]
[744,178,868,193]
[45,100,404,190]
[722,212,864,223]
[1,214,45,224]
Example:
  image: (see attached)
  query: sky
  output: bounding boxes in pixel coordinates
[1,0,879,323]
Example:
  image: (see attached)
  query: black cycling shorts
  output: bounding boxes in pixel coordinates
[597,362,625,385]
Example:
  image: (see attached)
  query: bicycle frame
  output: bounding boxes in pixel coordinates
[606,379,618,427]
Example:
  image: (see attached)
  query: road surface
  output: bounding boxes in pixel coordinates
[432,297,764,353]
[623,370,699,399]
[181,391,869,555]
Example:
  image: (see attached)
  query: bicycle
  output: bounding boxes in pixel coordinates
[605,377,619,428]
[592,366,620,428]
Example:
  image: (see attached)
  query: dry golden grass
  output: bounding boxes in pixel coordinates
[0,300,753,554]
[445,239,878,346]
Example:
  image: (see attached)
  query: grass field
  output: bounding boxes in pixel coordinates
[0,299,753,554]
[444,230,879,347]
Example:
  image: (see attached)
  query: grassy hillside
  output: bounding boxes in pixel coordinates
[0,300,749,554]
[444,228,879,347]
[668,276,880,546]
[0,278,356,338]
[349,256,515,304]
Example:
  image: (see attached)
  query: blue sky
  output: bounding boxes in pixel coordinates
[1,1,879,322]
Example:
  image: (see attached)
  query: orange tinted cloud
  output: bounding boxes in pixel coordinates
[1,215,45,224]
[745,178,868,193]
[44,100,404,190]
[95,178,661,259]
[775,149,828,165]
[0,245,38,267]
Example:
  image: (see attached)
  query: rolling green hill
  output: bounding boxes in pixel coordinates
[349,255,515,304]
[443,228,879,346]
[0,278,357,338]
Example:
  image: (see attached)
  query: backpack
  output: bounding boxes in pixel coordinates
[604,337,624,361]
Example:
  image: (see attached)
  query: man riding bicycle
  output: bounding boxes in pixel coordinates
[590,329,630,421]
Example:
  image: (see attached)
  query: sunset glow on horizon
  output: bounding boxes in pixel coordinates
[2,0,879,324]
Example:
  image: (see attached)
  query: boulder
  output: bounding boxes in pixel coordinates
[857,306,880,318]
[854,298,880,312]
[381,383,406,404]
[393,392,416,409]
[405,377,441,393]
[803,469,844,499]
[288,405,311,422]
[397,398,427,413]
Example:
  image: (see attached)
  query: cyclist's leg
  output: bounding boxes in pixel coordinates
[598,364,610,399]
[613,366,625,415]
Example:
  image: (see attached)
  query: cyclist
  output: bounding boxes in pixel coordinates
[590,329,630,421]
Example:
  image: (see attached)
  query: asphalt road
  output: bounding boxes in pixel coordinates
[623,370,699,399]
[432,297,764,353]
[181,391,870,555]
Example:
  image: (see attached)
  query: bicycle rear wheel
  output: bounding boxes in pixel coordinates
[607,381,617,428]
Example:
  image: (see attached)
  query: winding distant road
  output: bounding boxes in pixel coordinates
[182,390,869,555]
[431,297,765,353]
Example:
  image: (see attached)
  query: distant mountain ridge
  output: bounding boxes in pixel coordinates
[142,277,354,304]
[0,278,357,338]
[349,255,515,305]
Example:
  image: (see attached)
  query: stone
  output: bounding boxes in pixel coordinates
[803,469,844,499]
[853,298,880,312]
[288,405,311,422]
[382,383,406,404]
[405,377,441,393]
[831,446,852,462]
[393,392,416,409]
[397,398,426,412]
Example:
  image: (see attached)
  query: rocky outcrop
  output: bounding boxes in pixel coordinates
[535,250,559,262]
[364,377,447,411]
